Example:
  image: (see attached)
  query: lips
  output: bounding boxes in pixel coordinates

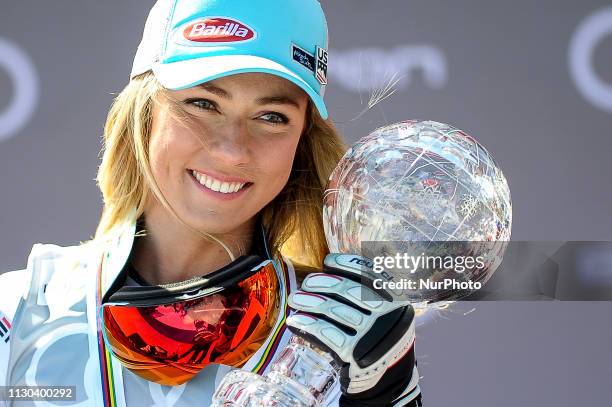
[189,170,252,194]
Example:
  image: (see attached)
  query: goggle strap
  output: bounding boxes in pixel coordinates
[106,255,268,303]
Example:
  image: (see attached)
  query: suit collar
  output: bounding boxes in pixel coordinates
[98,213,272,301]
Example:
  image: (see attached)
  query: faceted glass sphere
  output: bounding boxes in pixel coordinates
[323,121,512,303]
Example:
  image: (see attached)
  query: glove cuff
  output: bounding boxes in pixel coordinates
[340,352,419,406]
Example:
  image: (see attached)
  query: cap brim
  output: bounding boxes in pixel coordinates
[152,55,328,119]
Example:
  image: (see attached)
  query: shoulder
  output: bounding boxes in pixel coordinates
[26,240,96,264]
[0,269,29,322]
[28,240,101,272]
[0,241,100,320]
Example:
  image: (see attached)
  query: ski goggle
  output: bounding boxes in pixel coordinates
[100,255,280,386]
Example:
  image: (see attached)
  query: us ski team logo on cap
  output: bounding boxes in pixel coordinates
[179,17,257,44]
[316,46,328,85]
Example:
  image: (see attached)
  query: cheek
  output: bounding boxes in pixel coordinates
[258,135,302,191]
[148,135,167,174]
[148,127,174,187]
[149,114,200,177]
[148,115,199,189]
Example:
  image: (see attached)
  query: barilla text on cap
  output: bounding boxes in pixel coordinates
[180,17,256,43]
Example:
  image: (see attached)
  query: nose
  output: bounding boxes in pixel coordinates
[206,120,251,165]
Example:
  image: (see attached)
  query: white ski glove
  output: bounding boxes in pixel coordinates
[287,254,422,406]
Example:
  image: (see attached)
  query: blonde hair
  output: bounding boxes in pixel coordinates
[95,73,346,273]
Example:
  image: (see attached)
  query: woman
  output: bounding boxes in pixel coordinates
[0,1,421,406]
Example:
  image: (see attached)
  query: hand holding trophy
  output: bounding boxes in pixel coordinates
[212,120,512,406]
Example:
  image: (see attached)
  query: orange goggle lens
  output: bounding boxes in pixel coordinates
[101,261,280,385]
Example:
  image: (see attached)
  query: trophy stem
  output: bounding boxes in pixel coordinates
[212,336,340,406]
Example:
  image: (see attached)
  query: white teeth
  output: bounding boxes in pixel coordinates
[191,170,246,194]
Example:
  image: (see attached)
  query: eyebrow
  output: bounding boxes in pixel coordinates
[197,83,302,109]
[198,83,230,99]
[256,95,302,110]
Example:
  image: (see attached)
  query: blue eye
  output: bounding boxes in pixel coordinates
[186,98,217,111]
[260,112,289,124]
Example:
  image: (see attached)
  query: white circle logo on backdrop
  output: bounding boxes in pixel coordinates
[329,45,447,93]
[569,7,612,113]
[0,37,39,142]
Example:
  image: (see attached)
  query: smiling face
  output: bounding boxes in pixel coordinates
[146,73,309,235]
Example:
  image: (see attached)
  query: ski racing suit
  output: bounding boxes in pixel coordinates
[0,218,420,406]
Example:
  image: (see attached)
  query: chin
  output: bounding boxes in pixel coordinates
[185,210,255,236]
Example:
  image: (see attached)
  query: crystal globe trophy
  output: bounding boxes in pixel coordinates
[324,120,512,303]
[212,120,512,406]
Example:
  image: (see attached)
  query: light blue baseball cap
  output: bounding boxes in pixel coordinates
[131,0,329,119]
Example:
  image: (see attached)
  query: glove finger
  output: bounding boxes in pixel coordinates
[323,254,377,280]
[289,290,371,332]
[300,273,400,315]
[324,253,389,287]
[286,312,356,363]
